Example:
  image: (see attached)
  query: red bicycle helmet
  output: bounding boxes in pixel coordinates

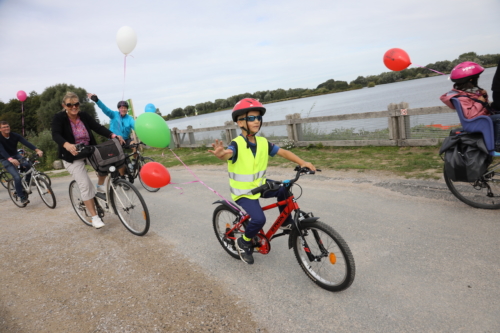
[231,98,266,122]
[450,61,484,83]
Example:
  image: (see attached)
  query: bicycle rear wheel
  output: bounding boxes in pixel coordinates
[138,157,160,192]
[35,177,56,209]
[213,205,246,260]
[292,221,355,292]
[1,171,13,189]
[7,179,27,208]
[444,165,500,209]
[110,179,150,236]
[68,180,93,226]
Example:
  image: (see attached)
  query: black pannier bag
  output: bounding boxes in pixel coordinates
[88,138,126,173]
[439,131,492,182]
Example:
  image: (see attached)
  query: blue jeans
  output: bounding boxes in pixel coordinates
[490,114,500,146]
[236,180,292,239]
[1,154,31,198]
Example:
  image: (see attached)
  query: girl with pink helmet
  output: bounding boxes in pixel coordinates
[440,61,500,150]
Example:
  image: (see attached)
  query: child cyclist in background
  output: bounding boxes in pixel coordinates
[208,98,316,265]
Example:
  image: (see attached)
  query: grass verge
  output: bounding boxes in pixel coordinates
[140,146,445,180]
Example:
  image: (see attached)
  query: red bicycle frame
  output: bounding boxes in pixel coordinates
[226,193,299,255]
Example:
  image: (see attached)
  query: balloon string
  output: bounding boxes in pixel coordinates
[168,148,243,215]
[122,55,127,102]
[413,64,446,76]
[21,102,24,137]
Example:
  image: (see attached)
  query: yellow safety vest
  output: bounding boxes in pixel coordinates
[228,136,269,201]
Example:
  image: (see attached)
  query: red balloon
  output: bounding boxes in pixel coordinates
[383,48,411,71]
[17,90,27,102]
[139,162,170,188]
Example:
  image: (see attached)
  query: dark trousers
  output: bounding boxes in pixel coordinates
[1,154,31,197]
[236,181,292,239]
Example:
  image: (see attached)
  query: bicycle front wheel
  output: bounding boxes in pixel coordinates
[1,172,13,189]
[444,165,500,209]
[110,179,150,236]
[37,172,52,187]
[292,221,355,292]
[213,205,246,260]
[138,157,160,192]
[7,179,27,208]
[35,177,56,209]
[68,180,93,226]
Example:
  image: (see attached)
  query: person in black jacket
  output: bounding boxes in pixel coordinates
[0,121,43,205]
[491,58,500,111]
[52,92,124,229]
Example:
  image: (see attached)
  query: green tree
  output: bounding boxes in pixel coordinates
[171,108,184,118]
[317,79,335,90]
[155,108,162,116]
[38,84,97,131]
[272,88,287,100]
[184,105,195,116]
[263,92,272,102]
[214,99,229,110]
[350,76,367,87]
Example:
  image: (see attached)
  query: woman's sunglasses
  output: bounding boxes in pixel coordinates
[65,102,80,108]
[238,115,262,122]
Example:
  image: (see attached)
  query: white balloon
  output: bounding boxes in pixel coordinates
[116,26,137,55]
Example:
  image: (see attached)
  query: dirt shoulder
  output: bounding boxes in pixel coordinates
[0,193,264,333]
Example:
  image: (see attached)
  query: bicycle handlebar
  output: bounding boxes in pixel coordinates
[250,166,321,195]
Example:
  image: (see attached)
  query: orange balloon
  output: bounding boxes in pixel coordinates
[383,48,411,71]
[139,162,171,188]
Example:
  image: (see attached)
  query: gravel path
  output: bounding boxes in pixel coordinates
[0,185,264,333]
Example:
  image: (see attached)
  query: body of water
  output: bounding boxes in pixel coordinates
[166,67,497,140]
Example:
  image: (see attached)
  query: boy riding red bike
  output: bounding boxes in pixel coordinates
[209,98,316,264]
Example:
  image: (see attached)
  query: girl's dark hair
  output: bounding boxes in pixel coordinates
[454,75,479,91]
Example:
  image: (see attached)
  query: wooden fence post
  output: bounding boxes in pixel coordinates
[388,103,399,142]
[293,113,303,142]
[224,121,235,144]
[187,126,195,145]
[171,127,180,148]
[398,102,410,142]
[286,114,294,141]
[388,102,410,146]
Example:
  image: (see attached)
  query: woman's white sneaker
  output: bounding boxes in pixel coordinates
[92,217,105,229]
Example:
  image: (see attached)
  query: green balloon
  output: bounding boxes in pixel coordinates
[135,112,171,148]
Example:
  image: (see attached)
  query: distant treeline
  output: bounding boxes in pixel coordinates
[163,51,500,120]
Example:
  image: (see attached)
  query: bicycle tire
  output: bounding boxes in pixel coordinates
[1,171,13,189]
[138,157,160,192]
[443,165,500,209]
[7,179,27,208]
[37,172,52,187]
[213,205,246,260]
[68,180,93,226]
[35,177,56,209]
[110,178,150,236]
[292,221,355,292]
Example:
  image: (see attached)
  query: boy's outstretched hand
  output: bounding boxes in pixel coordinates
[208,139,232,160]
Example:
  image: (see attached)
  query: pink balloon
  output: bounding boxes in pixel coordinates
[17,90,27,102]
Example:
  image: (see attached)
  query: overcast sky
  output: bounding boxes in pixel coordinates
[1,0,499,123]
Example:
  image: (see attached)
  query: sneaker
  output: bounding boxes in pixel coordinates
[235,237,254,265]
[96,185,105,193]
[92,217,105,229]
[20,196,30,205]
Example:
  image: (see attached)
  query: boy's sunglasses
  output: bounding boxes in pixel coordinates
[238,115,262,122]
[65,102,80,108]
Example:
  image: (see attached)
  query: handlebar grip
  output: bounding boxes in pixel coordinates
[251,183,270,195]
